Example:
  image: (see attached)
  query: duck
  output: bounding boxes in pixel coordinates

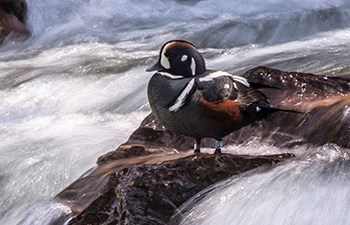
[146,40,278,154]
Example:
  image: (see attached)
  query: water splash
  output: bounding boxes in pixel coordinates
[16,200,71,225]
[176,146,350,225]
[2,0,350,51]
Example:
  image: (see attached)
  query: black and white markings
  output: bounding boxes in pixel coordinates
[199,71,250,88]
[168,78,196,112]
[158,70,249,112]
[160,43,172,69]
[191,58,196,76]
[158,72,185,79]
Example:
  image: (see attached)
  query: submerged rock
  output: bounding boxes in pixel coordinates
[59,153,293,225]
[0,0,30,44]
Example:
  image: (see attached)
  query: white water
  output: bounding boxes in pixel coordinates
[177,145,350,225]
[1,0,350,224]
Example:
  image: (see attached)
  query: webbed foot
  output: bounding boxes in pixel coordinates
[194,138,201,154]
[214,140,223,154]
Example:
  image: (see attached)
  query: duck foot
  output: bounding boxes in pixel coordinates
[193,138,201,154]
[214,140,223,154]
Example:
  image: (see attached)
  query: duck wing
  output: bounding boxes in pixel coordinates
[197,71,265,107]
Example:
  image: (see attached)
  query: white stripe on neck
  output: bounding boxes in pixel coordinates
[158,72,185,79]
[168,78,195,112]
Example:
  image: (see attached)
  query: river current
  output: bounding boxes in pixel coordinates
[1,0,350,224]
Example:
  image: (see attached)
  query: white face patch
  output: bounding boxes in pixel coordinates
[224,84,230,89]
[168,78,195,112]
[191,58,196,76]
[181,55,188,62]
[256,106,261,112]
[160,54,170,69]
[160,43,172,69]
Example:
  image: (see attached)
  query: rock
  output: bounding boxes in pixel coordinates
[0,0,30,44]
[109,66,350,159]
[244,66,350,110]
[97,144,179,165]
[233,66,350,147]
[59,153,293,225]
[58,154,193,215]
[56,66,350,225]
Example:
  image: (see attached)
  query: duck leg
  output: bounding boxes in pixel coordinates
[194,138,201,153]
[214,139,223,154]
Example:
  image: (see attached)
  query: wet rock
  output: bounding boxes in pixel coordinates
[0,0,30,44]
[97,144,179,165]
[113,66,350,156]
[61,153,293,225]
[244,66,350,110]
[232,66,350,147]
[58,154,191,215]
[57,66,350,225]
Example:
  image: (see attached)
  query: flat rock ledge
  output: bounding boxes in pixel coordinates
[59,153,293,225]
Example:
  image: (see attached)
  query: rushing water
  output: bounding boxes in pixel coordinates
[1,0,350,224]
[177,145,350,225]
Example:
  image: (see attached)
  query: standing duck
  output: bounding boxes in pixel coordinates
[147,40,278,154]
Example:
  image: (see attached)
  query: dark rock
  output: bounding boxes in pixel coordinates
[109,66,350,158]
[56,66,350,225]
[61,153,293,225]
[0,0,30,44]
[58,154,191,215]
[244,66,350,110]
[232,66,350,147]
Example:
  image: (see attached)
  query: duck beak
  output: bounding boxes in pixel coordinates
[146,62,163,72]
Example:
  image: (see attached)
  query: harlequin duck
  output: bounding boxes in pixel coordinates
[147,40,276,154]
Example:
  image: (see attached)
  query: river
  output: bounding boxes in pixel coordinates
[1,0,350,224]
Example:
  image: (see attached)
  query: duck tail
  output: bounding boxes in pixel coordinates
[242,101,302,126]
